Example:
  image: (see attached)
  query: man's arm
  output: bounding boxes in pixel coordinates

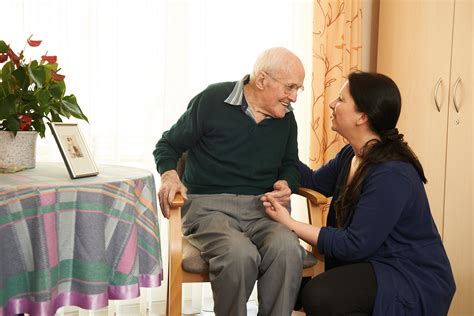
[153,93,205,217]
[276,113,300,192]
[266,114,299,205]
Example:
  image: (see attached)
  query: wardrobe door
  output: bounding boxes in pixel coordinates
[442,1,473,314]
[377,0,455,232]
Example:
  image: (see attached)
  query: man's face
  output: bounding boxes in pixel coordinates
[259,68,305,119]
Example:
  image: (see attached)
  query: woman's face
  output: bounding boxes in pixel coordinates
[329,81,363,135]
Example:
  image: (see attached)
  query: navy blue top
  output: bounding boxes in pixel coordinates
[299,145,455,315]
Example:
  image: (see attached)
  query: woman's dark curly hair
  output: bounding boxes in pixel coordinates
[334,72,427,227]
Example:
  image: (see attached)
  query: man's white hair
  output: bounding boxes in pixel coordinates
[251,47,297,79]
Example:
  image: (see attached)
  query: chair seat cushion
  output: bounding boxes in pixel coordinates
[182,238,209,273]
[181,237,317,274]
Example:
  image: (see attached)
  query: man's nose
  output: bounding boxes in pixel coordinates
[288,90,297,103]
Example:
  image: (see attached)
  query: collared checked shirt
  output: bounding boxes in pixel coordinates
[224,75,294,122]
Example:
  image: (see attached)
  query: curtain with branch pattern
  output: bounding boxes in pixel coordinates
[310,0,362,168]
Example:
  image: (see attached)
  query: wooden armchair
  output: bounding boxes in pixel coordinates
[166,187,327,316]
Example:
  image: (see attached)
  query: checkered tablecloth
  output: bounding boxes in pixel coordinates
[0,163,162,316]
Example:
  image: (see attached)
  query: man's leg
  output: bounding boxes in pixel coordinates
[248,217,305,316]
[182,195,261,316]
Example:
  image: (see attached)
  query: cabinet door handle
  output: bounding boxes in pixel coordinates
[452,77,461,113]
[434,78,442,112]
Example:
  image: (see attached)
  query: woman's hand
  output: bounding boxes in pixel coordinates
[262,192,321,246]
[261,193,294,227]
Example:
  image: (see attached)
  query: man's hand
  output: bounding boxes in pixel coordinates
[265,180,291,206]
[158,170,188,219]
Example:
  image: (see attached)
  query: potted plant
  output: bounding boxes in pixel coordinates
[0,35,88,170]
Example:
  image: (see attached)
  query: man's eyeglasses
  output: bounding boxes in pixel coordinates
[264,72,304,96]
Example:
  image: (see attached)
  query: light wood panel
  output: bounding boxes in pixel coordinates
[377,0,454,232]
[377,0,473,314]
[442,1,473,314]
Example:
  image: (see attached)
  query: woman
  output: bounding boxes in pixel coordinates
[262,72,455,315]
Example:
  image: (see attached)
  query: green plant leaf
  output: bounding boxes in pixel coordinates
[27,61,47,88]
[51,100,70,118]
[5,115,20,132]
[12,67,30,90]
[0,41,8,53]
[36,89,51,107]
[31,114,46,138]
[48,82,64,99]
[49,110,62,122]
[61,95,88,121]
[0,82,6,98]
[0,94,16,119]
[2,61,15,94]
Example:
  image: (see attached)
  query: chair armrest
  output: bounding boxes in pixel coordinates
[296,187,327,227]
[297,187,327,205]
[168,193,185,290]
[171,193,185,207]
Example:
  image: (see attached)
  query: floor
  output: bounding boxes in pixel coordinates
[52,300,307,315]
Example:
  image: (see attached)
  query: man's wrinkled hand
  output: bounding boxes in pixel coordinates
[265,180,291,206]
[157,170,188,219]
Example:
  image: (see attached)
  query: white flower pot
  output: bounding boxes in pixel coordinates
[0,131,38,169]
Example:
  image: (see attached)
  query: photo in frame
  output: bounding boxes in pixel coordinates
[48,122,99,179]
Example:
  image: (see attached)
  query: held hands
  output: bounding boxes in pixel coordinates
[157,169,188,219]
[262,193,320,246]
[261,194,294,228]
[266,180,292,206]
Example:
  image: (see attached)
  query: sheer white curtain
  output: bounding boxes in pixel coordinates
[4,0,313,313]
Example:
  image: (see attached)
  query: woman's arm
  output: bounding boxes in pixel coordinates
[297,144,353,197]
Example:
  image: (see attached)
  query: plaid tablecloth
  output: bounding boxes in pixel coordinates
[0,163,162,316]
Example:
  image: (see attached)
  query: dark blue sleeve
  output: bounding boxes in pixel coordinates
[317,165,413,261]
[298,145,352,197]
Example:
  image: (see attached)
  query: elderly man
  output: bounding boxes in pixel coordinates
[153,47,306,316]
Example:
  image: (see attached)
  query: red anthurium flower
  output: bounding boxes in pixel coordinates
[51,70,65,81]
[41,54,57,64]
[7,48,20,67]
[0,54,7,63]
[27,34,42,47]
[19,115,33,131]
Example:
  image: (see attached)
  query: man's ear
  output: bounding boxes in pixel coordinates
[255,72,266,90]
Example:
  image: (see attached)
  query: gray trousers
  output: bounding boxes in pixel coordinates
[182,194,305,316]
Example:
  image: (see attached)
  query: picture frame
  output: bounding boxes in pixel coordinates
[48,122,99,179]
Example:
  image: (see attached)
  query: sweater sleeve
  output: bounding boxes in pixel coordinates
[317,165,413,261]
[277,113,300,193]
[153,93,205,174]
[298,144,353,197]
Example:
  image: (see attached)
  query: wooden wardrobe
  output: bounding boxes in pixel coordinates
[376,0,472,315]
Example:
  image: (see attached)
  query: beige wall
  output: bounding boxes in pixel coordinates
[362,0,380,72]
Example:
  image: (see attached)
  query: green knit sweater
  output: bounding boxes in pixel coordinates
[153,80,300,194]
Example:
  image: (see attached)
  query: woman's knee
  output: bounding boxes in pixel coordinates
[302,276,333,315]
